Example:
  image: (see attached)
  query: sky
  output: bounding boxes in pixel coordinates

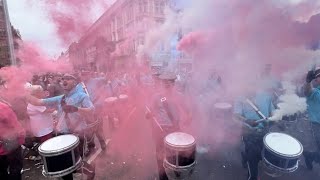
[7,0,116,58]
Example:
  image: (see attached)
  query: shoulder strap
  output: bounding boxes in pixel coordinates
[161,97,179,128]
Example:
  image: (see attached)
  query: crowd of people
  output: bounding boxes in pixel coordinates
[0,63,320,180]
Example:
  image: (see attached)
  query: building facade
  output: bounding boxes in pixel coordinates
[0,0,18,68]
[67,0,170,72]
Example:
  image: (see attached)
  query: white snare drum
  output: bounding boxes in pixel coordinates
[105,97,118,104]
[213,102,232,119]
[38,135,82,178]
[164,132,196,180]
[119,94,129,105]
[119,94,128,100]
[262,132,303,177]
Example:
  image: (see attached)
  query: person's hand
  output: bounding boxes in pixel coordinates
[306,70,315,83]
[62,105,78,113]
[145,112,153,119]
[245,120,259,127]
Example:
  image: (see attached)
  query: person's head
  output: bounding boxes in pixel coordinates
[30,85,46,98]
[61,73,79,92]
[80,70,91,82]
[313,67,320,86]
[262,64,272,76]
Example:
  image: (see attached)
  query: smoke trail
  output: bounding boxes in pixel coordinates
[270,81,307,121]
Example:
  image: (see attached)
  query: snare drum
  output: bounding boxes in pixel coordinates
[164,132,196,180]
[105,97,118,104]
[213,102,232,119]
[38,135,82,178]
[262,132,303,177]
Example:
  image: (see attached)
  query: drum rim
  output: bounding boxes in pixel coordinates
[164,132,196,148]
[104,96,118,102]
[119,94,128,99]
[164,142,196,150]
[213,102,232,109]
[263,132,303,158]
[42,158,82,178]
[38,135,80,155]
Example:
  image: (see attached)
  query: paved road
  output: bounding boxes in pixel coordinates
[22,107,320,180]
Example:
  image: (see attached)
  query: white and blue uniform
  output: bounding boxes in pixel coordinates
[43,87,94,134]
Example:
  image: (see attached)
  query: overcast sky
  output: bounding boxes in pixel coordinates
[7,0,116,58]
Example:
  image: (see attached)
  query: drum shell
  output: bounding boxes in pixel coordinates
[164,141,196,167]
[262,147,300,171]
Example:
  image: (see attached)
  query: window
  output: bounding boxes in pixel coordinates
[126,5,133,23]
[155,0,161,14]
[139,0,148,13]
[116,15,123,28]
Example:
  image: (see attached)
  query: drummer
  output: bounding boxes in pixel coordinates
[303,68,320,170]
[78,70,108,151]
[146,72,190,180]
[26,73,95,180]
[233,85,275,180]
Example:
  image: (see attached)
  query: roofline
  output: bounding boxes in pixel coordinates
[78,0,129,43]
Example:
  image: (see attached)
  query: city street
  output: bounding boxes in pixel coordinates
[21,105,320,180]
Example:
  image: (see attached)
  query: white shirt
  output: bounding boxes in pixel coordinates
[27,103,53,137]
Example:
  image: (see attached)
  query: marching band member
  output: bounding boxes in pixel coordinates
[146,72,191,180]
[0,99,25,180]
[26,73,95,180]
[78,70,108,151]
[303,67,320,170]
[234,86,275,180]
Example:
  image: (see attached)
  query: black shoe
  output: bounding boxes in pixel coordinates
[241,152,248,169]
[303,151,313,170]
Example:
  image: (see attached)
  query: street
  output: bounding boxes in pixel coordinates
[22,105,320,180]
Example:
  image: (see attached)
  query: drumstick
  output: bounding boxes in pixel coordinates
[246,99,267,120]
[145,106,164,132]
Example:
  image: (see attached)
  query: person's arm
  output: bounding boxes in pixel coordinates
[304,82,313,97]
[305,70,315,97]
[25,94,44,106]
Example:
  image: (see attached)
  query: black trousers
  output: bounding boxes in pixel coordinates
[151,123,177,180]
[242,131,265,180]
[306,122,320,163]
[0,146,23,180]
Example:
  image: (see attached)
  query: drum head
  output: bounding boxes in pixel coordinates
[119,94,128,99]
[39,135,79,155]
[165,132,195,148]
[214,102,232,109]
[264,132,303,158]
[105,97,118,103]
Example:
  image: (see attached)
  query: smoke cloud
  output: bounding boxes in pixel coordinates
[270,81,307,121]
